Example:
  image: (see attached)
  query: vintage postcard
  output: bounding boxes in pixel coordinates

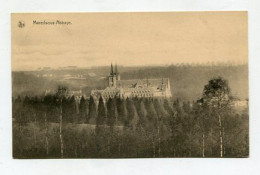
[11,12,248,158]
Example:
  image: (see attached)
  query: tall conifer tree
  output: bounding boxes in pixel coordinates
[88,96,97,124]
[96,96,106,130]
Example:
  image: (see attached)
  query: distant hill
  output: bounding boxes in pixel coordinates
[12,64,248,101]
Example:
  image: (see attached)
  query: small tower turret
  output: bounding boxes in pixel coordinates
[110,63,114,75]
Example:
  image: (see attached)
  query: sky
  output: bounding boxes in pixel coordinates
[12,12,248,71]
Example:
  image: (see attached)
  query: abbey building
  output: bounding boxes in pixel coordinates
[91,64,172,100]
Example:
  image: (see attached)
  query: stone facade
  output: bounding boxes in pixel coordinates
[91,64,172,100]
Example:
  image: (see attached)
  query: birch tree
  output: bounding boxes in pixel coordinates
[202,77,231,157]
[56,86,68,158]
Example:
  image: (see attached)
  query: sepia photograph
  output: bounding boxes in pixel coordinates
[11,12,248,159]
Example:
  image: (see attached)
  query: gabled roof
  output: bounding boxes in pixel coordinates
[116,78,169,89]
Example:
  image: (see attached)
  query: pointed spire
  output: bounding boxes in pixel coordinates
[110,63,113,75]
[115,63,118,74]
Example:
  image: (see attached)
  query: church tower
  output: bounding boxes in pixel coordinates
[108,63,116,87]
[110,63,114,75]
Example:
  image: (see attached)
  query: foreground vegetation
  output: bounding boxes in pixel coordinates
[12,77,249,158]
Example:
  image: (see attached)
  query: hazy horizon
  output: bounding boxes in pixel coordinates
[11,61,248,72]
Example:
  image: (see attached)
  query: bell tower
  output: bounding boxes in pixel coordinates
[108,63,116,87]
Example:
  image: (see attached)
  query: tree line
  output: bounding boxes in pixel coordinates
[12,77,249,158]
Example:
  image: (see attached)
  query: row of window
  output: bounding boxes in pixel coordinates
[102,94,117,98]
[101,93,153,98]
[131,93,153,97]
[132,90,151,93]
[103,91,118,95]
